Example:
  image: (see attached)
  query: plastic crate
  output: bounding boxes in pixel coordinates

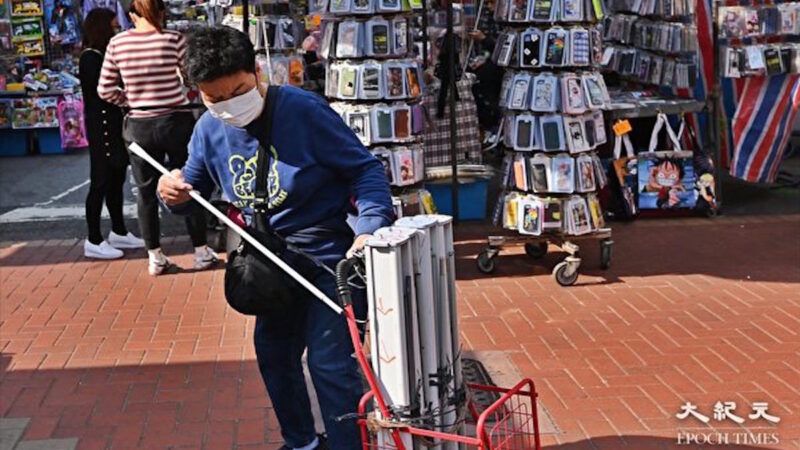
[0,129,28,156]
[37,128,64,154]
[425,178,489,221]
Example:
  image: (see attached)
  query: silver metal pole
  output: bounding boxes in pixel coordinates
[128,143,344,316]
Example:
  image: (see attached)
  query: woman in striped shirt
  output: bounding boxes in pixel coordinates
[98,0,216,275]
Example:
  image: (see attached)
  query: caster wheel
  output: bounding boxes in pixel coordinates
[524,242,548,259]
[600,239,613,270]
[476,250,497,274]
[553,261,579,286]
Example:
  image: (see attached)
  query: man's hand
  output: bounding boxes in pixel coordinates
[158,169,193,206]
[346,234,371,258]
[468,30,486,42]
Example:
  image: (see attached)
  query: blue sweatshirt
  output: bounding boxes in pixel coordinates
[172,86,394,262]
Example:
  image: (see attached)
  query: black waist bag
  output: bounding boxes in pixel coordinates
[223,86,302,316]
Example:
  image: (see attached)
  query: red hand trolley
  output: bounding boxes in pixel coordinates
[336,258,542,450]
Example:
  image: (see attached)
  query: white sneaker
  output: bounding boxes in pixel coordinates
[148,250,174,276]
[84,240,124,260]
[108,231,145,249]
[194,246,219,270]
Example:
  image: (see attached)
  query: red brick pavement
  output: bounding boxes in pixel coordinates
[1,214,798,450]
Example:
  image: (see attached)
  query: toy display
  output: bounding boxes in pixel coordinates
[57,95,87,148]
[0,100,13,129]
[11,96,59,128]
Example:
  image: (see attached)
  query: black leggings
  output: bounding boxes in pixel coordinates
[123,112,207,250]
[85,151,128,245]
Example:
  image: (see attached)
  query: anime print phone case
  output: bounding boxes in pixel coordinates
[530,153,551,193]
[394,147,416,186]
[564,116,589,153]
[336,20,361,58]
[561,74,587,114]
[384,63,407,99]
[549,153,575,193]
[510,0,531,21]
[575,153,597,192]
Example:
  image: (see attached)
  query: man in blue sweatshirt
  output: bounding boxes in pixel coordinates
[157,26,394,450]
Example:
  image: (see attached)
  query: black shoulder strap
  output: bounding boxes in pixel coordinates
[254,85,280,210]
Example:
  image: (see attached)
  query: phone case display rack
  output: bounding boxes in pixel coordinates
[318,0,431,215]
[601,0,700,90]
[222,1,308,87]
[475,0,614,286]
[710,0,799,192]
[716,0,800,78]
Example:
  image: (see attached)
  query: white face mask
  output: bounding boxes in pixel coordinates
[204,85,264,128]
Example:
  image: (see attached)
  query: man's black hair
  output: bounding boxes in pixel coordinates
[185,26,256,84]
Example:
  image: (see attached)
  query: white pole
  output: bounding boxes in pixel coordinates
[128,143,344,316]
[462,0,486,75]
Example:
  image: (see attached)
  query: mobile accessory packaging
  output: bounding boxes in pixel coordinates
[519,28,543,67]
[539,114,566,151]
[531,72,559,112]
[549,152,575,193]
[514,113,538,150]
[224,86,302,316]
[365,17,391,57]
[518,197,545,235]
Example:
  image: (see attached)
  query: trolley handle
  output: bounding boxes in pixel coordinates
[335,256,362,308]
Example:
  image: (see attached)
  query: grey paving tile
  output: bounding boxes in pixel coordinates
[0,418,30,450]
[15,438,79,450]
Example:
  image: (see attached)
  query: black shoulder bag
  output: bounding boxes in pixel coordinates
[224,86,302,316]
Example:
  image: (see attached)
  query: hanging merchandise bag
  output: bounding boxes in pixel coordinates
[423,72,482,168]
[636,113,698,210]
[58,95,88,149]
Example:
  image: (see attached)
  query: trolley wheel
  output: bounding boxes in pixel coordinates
[553,259,580,286]
[600,239,613,270]
[476,249,497,274]
[524,242,548,259]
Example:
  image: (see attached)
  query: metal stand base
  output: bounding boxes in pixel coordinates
[476,229,613,286]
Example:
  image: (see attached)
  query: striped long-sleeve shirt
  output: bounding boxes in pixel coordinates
[98,29,189,117]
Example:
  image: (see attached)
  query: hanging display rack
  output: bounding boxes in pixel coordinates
[475,0,615,286]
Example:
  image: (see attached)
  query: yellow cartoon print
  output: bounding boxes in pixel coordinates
[228,146,288,210]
